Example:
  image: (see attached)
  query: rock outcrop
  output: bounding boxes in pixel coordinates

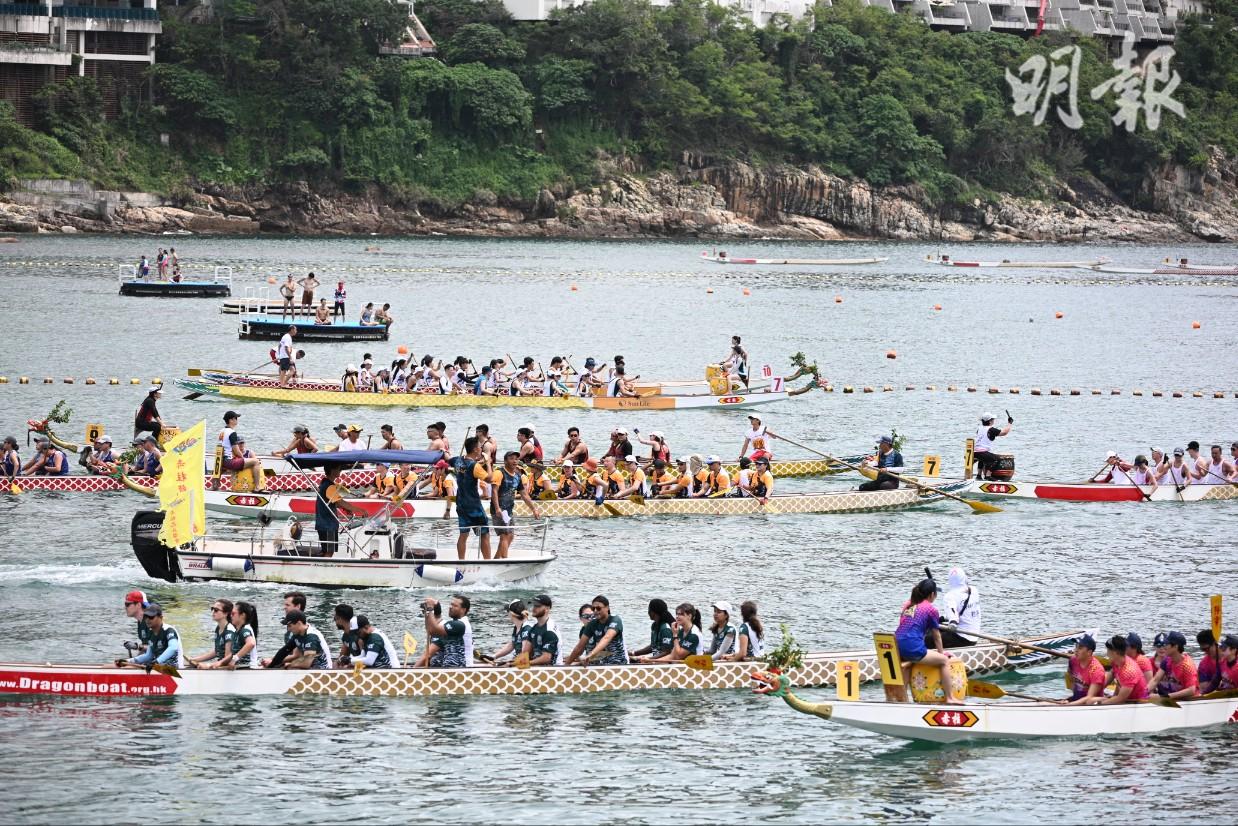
[2,148,1235,241]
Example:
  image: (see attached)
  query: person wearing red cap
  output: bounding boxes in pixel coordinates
[413,459,455,515]
[124,590,152,655]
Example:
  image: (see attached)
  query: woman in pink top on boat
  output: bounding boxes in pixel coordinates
[894,575,962,705]
[1086,636,1148,704]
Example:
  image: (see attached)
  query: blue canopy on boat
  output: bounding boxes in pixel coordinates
[287,450,444,469]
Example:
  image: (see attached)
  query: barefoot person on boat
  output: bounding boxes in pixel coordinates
[738,415,779,461]
[895,577,962,705]
[972,412,1013,480]
[115,603,182,670]
[218,411,266,492]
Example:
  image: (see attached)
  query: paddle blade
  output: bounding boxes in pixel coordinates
[965,499,1003,514]
[628,495,646,506]
[8,483,20,495]
[966,679,1006,699]
[858,465,878,481]
[352,660,365,675]
[151,663,182,679]
[513,653,531,670]
[684,654,714,671]
[1147,696,1180,708]
[403,632,417,657]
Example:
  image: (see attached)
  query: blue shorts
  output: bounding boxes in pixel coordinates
[457,512,488,534]
[896,638,927,663]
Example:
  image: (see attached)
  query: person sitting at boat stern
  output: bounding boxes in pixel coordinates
[567,595,628,666]
[116,604,182,670]
[938,567,980,647]
[354,616,399,669]
[422,596,473,668]
[972,412,1012,480]
[894,578,962,705]
[1219,635,1238,690]
[1062,635,1106,705]
[1085,637,1149,705]
[279,610,333,670]
[858,435,902,492]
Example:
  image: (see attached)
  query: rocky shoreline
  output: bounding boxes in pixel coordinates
[2,150,1235,243]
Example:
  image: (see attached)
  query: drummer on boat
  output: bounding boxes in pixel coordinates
[858,435,901,491]
[972,412,1012,481]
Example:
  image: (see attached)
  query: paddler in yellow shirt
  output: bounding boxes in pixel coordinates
[692,455,731,497]
[614,455,647,499]
[656,457,694,498]
[366,462,396,499]
[527,461,558,500]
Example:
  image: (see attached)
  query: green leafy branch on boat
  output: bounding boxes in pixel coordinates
[763,623,805,672]
[46,400,73,425]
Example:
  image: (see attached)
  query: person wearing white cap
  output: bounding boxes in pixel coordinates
[341,363,360,392]
[738,414,780,462]
[1090,451,1132,484]
[614,455,648,499]
[972,411,1012,480]
[605,428,634,461]
[557,459,584,499]
[692,456,731,497]
[86,435,117,475]
[940,567,981,647]
[707,602,740,657]
[634,428,671,464]
[133,383,165,441]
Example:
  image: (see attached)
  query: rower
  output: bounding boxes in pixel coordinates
[451,436,493,561]
[544,358,568,397]
[187,599,235,670]
[334,603,361,667]
[750,456,775,504]
[526,594,563,666]
[576,357,604,396]
[725,335,749,388]
[739,415,779,460]
[629,599,676,663]
[731,456,752,494]
[1220,635,1238,690]
[280,610,333,670]
[226,601,258,669]
[475,424,497,463]
[707,601,740,657]
[527,462,556,500]
[615,456,647,499]
[417,459,455,503]
[133,384,165,442]
[648,603,704,663]
[731,600,764,661]
[473,365,498,396]
[494,451,541,559]
[939,567,980,647]
[128,436,162,476]
[634,429,670,464]
[693,456,731,497]
[558,427,589,465]
[1196,630,1224,694]
[1,436,19,484]
[1093,451,1132,484]
[605,428,634,461]
[894,577,962,705]
[426,421,451,457]
[1199,444,1234,485]
[972,412,1013,480]
[86,435,117,476]
[23,440,69,476]
[557,460,584,499]
[116,603,182,670]
[567,595,628,665]
[314,464,367,557]
[1231,442,1238,482]
[277,325,297,387]
[422,596,473,668]
[272,425,318,457]
[218,411,265,491]
[262,592,307,668]
[1087,636,1149,705]
[656,457,694,498]
[1063,635,1106,705]
[1158,447,1192,490]
[858,435,902,492]
[1126,454,1159,491]
[366,462,395,499]
[1148,631,1199,699]
[123,589,152,655]
[379,424,403,451]
[354,615,398,669]
[338,424,364,452]
[516,427,542,463]
[588,456,624,502]
[490,599,536,664]
[607,366,638,397]
[1125,632,1154,686]
[1185,441,1205,479]
[646,459,673,498]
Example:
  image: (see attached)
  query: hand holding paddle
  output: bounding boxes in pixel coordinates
[776,434,1001,514]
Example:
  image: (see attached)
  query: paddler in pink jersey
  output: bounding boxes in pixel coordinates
[1195,630,1224,695]
[1219,635,1238,689]
[1086,636,1149,705]
[1124,632,1154,688]
[1063,635,1107,705]
[1148,631,1199,699]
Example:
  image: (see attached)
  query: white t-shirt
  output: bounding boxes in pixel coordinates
[277,333,293,360]
[337,437,362,452]
[943,585,981,635]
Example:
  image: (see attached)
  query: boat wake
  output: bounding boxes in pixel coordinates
[0,563,143,587]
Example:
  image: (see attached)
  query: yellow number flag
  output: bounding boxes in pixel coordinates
[157,420,207,547]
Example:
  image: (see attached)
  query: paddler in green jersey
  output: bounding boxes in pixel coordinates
[525,594,563,666]
[566,595,628,666]
[334,603,361,666]
[629,598,675,664]
[116,604,182,669]
[187,599,235,669]
[354,615,398,669]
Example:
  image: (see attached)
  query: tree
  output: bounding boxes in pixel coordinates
[441,23,526,66]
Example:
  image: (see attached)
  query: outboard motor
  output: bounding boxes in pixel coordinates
[130,510,182,583]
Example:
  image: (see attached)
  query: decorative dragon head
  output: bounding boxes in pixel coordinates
[750,669,790,697]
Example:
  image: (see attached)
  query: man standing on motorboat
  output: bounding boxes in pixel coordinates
[314,464,368,558]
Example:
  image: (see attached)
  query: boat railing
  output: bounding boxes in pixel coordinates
[401,518,552,557]
[117,263,138,285]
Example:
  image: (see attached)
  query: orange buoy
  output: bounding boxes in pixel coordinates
[1192,321,1201,329]
[1055,311,1064,319]
[266,276,277,284]
[397,345,409,355]
[742,288,751,296]
[885,350,897,359]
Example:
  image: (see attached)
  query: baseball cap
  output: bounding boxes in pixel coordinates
[706,455,721,464]
[615,428,627,436]
[142,435,157,444]
[624,454,638,463]
[918,577,938,594]
[1165,631,1187,648]
[980,413,995,423]
[141,603,163,618]
[148,385,163,394]
[712,600,734,614]
[335,423,347,432]
[1221,634,1238,650]
[754,455,770,465]
[1077,634,1096,651]
[675,456,688,465]
[223,410,240,421]
[281,610,307,626]
[131,437,144,446]
[1105,450,1117,459]
[124,590,147,605]
[1153,632,1168,647]
[1173,448,1184,457]
[562,460,574,469]
[878,435,893,445]
[534,594,553,607]
[98,435,112,444]
[649,431,664,439]
[1125,632,1142,650]
[434,460,449,469]
[747,415,760,421]
[584,357,596,367]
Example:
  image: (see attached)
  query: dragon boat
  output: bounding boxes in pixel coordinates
[700,253,888,266]
[0,630,1085,699]
[927,254,1108,268]
[751,670,1238,743]
[962,479,1238,503]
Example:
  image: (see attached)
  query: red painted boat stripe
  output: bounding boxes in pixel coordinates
[1034,485,1144,501]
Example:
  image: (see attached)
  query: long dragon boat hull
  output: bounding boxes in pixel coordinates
[781,696,1238,743]
[930,257,1106,269]
[701,254,889,265]
[176,378,796,410]
[962,479,1238,503]
[8,468,376,494]
[205,482,971,520]
[0,630,1085,698]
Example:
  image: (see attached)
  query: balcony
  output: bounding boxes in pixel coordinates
[54,5,160,33]
[0,3,50,13]
[0,39,70,64]
[53,5,157,20]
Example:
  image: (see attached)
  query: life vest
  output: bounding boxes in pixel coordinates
[752,471,771,498]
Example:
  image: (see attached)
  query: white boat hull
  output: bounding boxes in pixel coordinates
[203,489,442,520]
[812,697,1238,743]
[957,479,1238,503]
[701,254,888,266]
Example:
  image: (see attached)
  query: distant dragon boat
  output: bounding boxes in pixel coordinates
[962,479,1238,503]
[928,254,1107,269]
[700,253,889,266]
[0,630,1086,698]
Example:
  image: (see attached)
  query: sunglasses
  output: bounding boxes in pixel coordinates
[211,606,225,613]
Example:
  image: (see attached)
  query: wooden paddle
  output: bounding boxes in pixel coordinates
[961,627,1108,667]
[1115,462,1153,502]
[967,679,1057,702]
[777,434,1002,514]
[1201,466,1238,488]
[684,654,714,671]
